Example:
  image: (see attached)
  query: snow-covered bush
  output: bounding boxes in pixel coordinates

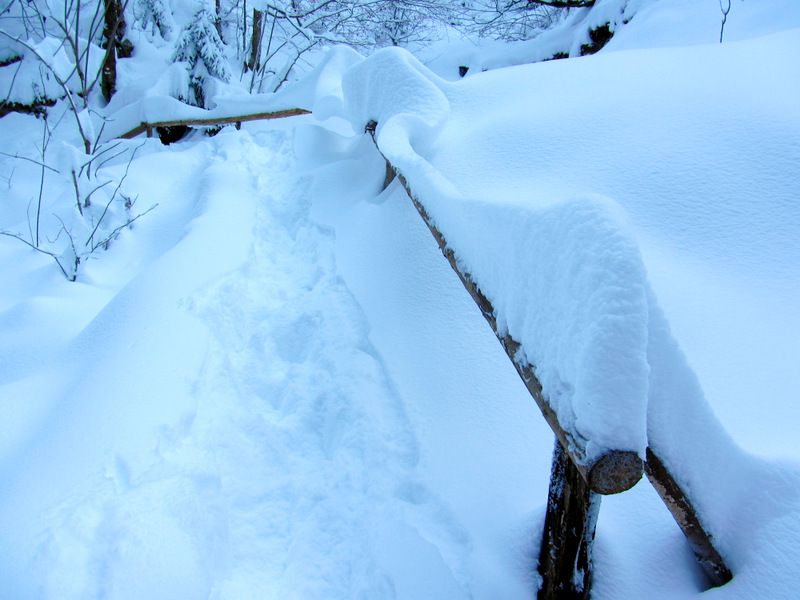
[0,113,155,281]
[172,7,231,107]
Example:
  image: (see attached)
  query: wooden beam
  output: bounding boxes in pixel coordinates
[117,107,311,140]
[365,122,642,495]
[645,447,733,587]
[538,439,599,600]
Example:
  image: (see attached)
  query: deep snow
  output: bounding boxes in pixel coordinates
[1,0,800,598]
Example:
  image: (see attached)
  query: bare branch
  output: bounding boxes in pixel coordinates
[0,151,60,173]
[90,202,158,252]
[719,0,731,43]
[84,142,144,247]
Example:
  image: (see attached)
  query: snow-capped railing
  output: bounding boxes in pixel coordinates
[363,115,734,595]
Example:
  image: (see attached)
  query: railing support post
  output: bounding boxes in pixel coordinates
[644,448,733,587]
[538,439,600,600]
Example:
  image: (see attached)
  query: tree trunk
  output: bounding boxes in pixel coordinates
[242,0,247,58]
[101,0,125,102]
[247,9,264,73]
[101,43,116,102]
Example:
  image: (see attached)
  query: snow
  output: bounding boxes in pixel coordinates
[425,26,800,460]
[0,126,467,598]
[340,46,651,465]
[2,0,800,598]
[305,5,800,596]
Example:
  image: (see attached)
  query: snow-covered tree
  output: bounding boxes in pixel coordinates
[240,0,455,92]
[173,6,231,106]
[134,0,176,40]
[336,0,453,48]
[458,0,570,41]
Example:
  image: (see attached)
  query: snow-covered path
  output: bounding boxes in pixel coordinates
[0,128,470,598]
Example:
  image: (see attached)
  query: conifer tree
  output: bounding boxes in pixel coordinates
[173,6,231,107]
[135,0,176,40]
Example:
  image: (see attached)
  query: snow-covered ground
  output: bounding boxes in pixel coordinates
[1,1,799,598]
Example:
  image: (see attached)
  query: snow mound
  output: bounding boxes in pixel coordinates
[343,47,450,156]
[337,47,649,463]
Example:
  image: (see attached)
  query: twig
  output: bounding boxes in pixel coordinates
[84,178,113,207]
[719,0,731,43]
[91,203,158,252]
[53,214,79,281]
[0,230,71,280]
[79,139,122,177]
[0,151,60,173]
[71,168,83,215]
[0,230,56,255]
[84,142,143,246]
[35,120,47,245]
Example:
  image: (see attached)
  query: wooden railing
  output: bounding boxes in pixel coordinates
[116,108,310,140]
[117,109,733,598]
[364,120,733,597]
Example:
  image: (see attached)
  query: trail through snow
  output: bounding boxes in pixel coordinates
[0,128,467,599]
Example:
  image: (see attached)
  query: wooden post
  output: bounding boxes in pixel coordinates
[538,439,600,600]
[145,124,153,138]
[645,448,733,587]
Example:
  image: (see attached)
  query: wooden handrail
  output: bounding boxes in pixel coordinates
[364,119,733,597]
[402,165,642,494]
[117,107,311,140]
[366,121,642,495]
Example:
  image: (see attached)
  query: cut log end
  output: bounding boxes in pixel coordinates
[588,450,643,495]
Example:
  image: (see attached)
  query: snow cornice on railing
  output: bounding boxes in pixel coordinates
[367,117,642,495]
[345,47,732,596]
[105,46,363,144]
[347,48,648,492]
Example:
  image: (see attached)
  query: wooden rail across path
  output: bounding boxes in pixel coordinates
[117,107,311,140]
[116,108,733,598]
